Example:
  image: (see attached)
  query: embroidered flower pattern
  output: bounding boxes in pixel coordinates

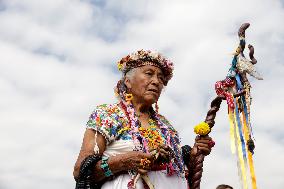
[86,103,177,144]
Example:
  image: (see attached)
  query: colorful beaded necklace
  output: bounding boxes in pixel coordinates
[138,119,165,149]
[119,100,185,177]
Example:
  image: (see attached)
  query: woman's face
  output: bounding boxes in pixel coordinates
[125,65,164,105]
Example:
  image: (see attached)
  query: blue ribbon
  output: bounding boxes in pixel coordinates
[235,74,243,91]
[241,96,249,126]
[232,56,237,68]
[234,98,247,162]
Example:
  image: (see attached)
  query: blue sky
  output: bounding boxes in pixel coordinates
[0,0,284,188]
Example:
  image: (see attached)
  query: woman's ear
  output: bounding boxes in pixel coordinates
[124,77,132,90]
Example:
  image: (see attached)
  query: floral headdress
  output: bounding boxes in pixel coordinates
[117,49,174,85]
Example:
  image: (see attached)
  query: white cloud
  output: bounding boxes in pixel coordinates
[0,0,283,188]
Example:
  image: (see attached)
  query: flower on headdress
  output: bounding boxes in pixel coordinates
[194,122,211,136]
[117,62,123,71]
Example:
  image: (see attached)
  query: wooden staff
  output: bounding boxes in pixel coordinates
[190,91,244,189]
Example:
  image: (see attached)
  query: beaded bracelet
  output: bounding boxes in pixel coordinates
[75,154,102,189]
[100,156,113,177]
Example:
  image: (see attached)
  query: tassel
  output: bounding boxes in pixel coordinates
[94,130,100,154]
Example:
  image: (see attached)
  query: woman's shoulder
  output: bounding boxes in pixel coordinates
[88,103,124,126]
[91,103,122,115]
[87,103,124,143]
[94,103,120,111]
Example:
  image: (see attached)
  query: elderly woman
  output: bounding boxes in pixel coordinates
[73,50,214,189]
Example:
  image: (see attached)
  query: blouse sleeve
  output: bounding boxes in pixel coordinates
[86,104,119,144]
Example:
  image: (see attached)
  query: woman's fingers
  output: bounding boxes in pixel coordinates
[195,139,211,144]
[193,135,215,156]
[159,148,169,155]
[195,142,209,148]
[154,145,172,162]
[195,135,212,141]
[198,147,211,155]
[160,144,170,151]
[137,151,153,160]
[195,136,214,148]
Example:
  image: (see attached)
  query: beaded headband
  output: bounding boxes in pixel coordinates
[117,50,174,85]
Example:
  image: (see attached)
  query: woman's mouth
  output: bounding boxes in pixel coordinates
[147,88,159,94]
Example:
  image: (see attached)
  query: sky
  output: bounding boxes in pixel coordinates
[0,0,283,188]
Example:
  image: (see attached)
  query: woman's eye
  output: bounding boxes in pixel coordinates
[158,76,164,82]
[145,72,152,76]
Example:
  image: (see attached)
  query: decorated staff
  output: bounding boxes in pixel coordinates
[191,23,262,189]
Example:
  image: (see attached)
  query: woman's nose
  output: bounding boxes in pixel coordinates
[151,75,164,90]
[151,75,160,85]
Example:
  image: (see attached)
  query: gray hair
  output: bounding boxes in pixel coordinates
[124,67,139,81]
[115,68,139,100]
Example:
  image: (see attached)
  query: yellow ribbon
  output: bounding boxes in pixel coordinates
[232,111,243,187]
[242,112,257,189]
[248,152,257,189]
[228,110,236,154]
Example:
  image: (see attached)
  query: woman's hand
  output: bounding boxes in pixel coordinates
[120,145,171,175]
[190,135,214,157]
[149,144,171,164]
[120,151,153,174]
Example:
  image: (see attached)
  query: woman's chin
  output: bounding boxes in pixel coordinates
[143,96,159,105]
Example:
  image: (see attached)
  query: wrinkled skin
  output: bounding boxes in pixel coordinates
[124,65,165,108]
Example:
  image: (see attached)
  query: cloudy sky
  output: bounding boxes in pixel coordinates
[0,0,284,188]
